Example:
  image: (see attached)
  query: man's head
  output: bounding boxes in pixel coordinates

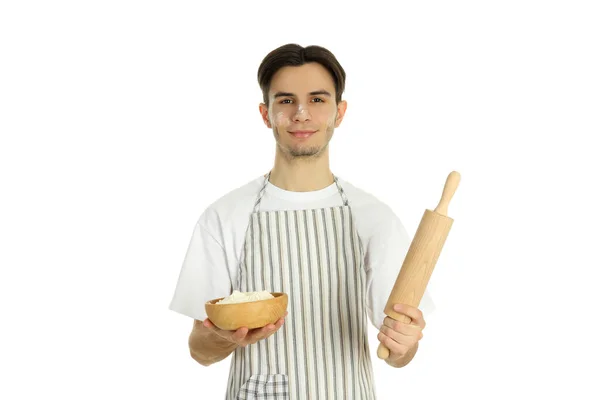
[257,44,348,160]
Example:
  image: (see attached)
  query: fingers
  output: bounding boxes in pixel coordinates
[380,318,423,348]
[243,315,286,346]
[203,318,249,343]
[231,327,250,342]
[204,313,288,347]
[383,317,423,339]
[377,330,411,356]
[378,316,423,357]
[393,304,426,329]
[239,311,288,346]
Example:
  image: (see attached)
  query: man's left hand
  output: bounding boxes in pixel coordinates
[377,303,426,365]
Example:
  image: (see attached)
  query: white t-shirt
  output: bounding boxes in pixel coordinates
[169,175,436,330]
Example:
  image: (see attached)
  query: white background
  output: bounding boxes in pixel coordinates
[1,1,599,399]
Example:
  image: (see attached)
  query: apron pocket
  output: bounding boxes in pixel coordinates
[236,374,289,400]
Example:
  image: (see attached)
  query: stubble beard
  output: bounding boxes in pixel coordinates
[273,125,334,162]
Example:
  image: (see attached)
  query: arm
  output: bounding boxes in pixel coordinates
[360,204,434,368]
[169,220,238,366]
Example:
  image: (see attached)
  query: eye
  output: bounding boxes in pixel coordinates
[280,99,293,104]
[313,98,324,103]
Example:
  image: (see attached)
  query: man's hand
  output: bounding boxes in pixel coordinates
[377,304,426,367]
[202,311,288,348]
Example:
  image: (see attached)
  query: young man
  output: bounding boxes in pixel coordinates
[169,43,435,400]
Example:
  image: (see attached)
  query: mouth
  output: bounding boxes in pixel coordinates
[289,130,317,139]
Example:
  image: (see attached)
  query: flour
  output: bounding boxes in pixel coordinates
[215,290,274,304]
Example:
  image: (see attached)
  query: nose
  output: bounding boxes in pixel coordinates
[293,104,311,122]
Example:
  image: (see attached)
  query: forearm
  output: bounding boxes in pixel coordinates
[188,320,238,366]
[385,342,419,368]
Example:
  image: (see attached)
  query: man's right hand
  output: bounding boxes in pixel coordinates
[202,311,288,347]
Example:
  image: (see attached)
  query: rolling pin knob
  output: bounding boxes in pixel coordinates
[377,340,390,359]
[434,171,461,216]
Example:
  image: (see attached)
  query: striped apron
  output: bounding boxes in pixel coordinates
[225,173,377,400]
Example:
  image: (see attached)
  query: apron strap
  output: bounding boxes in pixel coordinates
[253,171,271,213]
[333,175,349,206]
[253,170,349,213]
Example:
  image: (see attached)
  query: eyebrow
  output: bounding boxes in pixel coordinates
[273,90,332,99]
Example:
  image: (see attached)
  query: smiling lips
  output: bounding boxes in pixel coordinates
[289,130,317,138]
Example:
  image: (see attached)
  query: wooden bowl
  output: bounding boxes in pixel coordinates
[205,292,288,331]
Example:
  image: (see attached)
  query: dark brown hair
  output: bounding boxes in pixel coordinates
[257,43,346,107]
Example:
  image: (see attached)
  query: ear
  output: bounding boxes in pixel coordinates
[259,103,272,128]
[334,100,348,128]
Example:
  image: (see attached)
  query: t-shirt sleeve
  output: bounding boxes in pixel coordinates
[365,209,436,330]
[169,221,232,321]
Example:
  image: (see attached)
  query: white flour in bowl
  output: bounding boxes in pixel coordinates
[215,290,274,304]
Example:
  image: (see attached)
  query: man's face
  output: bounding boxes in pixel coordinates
[259,62,347,159]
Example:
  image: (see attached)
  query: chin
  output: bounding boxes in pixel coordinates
[289,145,323,158]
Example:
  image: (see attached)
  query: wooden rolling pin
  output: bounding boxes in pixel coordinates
[377,171,461,360]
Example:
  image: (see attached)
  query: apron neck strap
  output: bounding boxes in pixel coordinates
[253,171,349,213]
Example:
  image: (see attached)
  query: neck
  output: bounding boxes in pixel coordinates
[269,147,334,192]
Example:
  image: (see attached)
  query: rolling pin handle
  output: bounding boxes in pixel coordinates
[434,171,461,216]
